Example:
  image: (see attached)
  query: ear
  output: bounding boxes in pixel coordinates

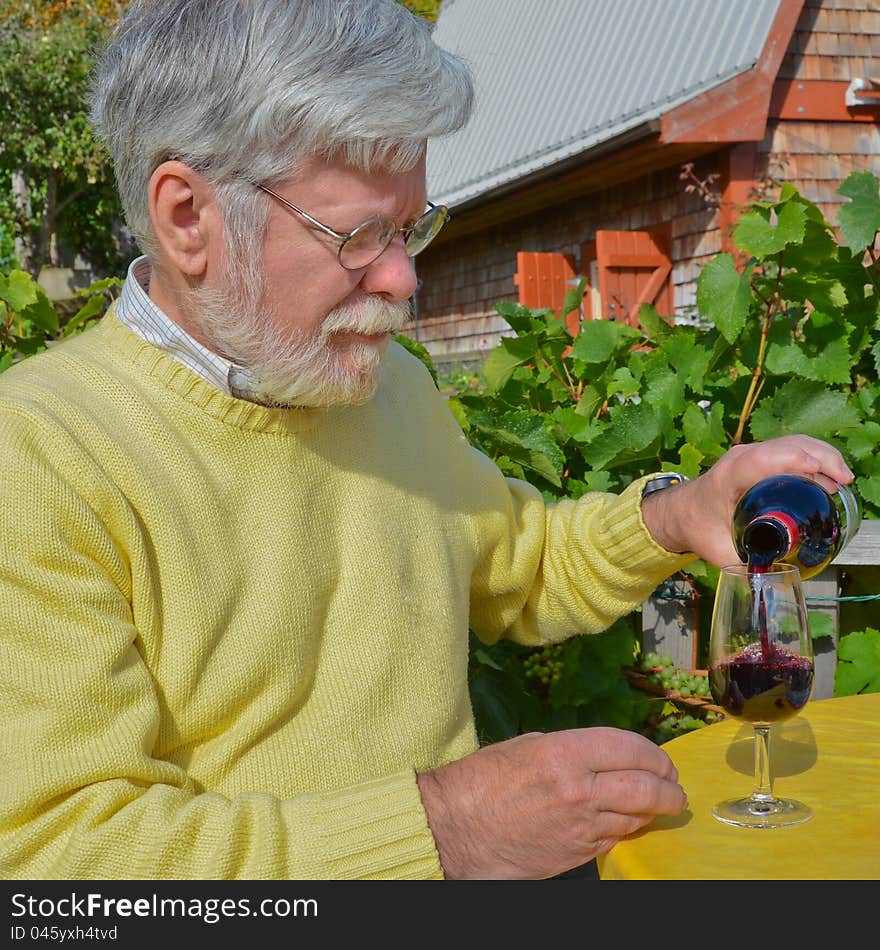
[148,161,217,278]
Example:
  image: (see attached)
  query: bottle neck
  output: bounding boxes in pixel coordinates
[742,512,799,566]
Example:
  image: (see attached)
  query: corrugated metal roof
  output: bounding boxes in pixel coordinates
[426,0,783,207]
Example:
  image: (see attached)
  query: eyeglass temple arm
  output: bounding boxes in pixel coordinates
[252,181,350,241]
[250,180,449,235]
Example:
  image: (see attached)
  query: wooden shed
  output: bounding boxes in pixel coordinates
[411,0,880,366]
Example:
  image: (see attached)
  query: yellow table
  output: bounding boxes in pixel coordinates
[597,692,880,880]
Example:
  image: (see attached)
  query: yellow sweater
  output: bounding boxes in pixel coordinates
[0,310,691,879]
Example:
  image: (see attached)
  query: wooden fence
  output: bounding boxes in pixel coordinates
[642,520,880,700]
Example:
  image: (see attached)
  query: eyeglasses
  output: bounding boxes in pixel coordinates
[252,182,450,270]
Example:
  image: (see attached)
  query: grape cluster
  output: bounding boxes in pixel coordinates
[636,651,724,744]
[637,651,712,698]
[652,709,723,744]
[523,643,564,686]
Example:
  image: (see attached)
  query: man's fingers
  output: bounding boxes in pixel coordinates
[739,436,853,485]
[591,769,688,817]
[558,727,680,782]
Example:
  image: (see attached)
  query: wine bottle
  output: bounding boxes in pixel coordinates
[731,474,861,579]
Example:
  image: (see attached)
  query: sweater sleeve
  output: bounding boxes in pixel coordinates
[0,406,442,880]
[465,455,696,647]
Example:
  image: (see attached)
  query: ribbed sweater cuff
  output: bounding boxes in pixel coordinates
[597,474,696,578]
[289,769,444,879]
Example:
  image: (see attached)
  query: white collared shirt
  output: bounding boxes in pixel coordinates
[116,256,253,398]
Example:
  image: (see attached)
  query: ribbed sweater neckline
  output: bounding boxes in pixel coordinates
[98,308,334,435]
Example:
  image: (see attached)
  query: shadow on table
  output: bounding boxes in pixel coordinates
[723,717,818,778]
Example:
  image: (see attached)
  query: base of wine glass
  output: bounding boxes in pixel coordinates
[712,795,813,829]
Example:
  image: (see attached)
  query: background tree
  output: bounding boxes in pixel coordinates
[0,1,442,277]
[0,1,127,277]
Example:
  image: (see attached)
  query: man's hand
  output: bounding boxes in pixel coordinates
[416,727,687,879]
[641,434,854,567]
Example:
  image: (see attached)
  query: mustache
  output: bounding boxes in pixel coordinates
[321,296,412,338]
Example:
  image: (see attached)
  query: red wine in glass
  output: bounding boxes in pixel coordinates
[709,641,814,724]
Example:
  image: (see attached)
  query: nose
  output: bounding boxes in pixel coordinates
[358,236,419,302]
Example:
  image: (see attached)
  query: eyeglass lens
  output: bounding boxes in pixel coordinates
[339,205,449,269]
[339,218,398,269]
[407,205,449,255]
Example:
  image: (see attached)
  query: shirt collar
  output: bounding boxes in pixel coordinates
[115,256,262,401]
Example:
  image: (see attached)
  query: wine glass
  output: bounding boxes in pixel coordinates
[708,563,814,828]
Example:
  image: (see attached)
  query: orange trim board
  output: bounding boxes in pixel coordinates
[769,80,880,121]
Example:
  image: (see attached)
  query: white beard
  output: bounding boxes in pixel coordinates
[184,282,412,408]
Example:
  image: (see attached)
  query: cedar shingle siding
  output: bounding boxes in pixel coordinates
[412,0,880,366]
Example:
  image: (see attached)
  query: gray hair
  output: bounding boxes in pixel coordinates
[89,0,474,261]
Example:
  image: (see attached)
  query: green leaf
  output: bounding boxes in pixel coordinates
[64,293,110,334]
[642,361,685,414]
[838,172,880,253]
[470,409,565,487]
[472,647,505,671]
[494,455,527,481]
[682,402,726,460]
[393,333,438,385]
[583,402,660,469]
[0,269,40,312]
[468,664,527,742]
[606,366,640,398]
[550,626,639,708]
[844,421,880,461]
[855,473,880,508]
[577,469,615,493]
[482,337,528,392]
[778,273,847,312]
[11,333,48,357]
[551,406,598,443]
[765,311,853,385]
[807,610,835,641]
[749,379,862,440]
[676,442,705,477]
[683,559,718,588]
[561,278,587,318]
[445,397,470,431]
[571,319,639,365]
[784,216,840,268]
[544,313,572,341]
[637,304,674,343]
[834,628,880,695]
[77,276,123,295]
[494,300,537,335]
[21,292,59,335]
[573,384,603,419]
[658,331,712,392]
[696,255,752,343]
[734,200,807,257]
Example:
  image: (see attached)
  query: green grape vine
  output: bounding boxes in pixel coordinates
[637,651,712,698]
[523,642,565,696]
[634,650,724,744]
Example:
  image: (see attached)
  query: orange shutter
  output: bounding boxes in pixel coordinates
[580,229,673,327]
[514,251,580,334]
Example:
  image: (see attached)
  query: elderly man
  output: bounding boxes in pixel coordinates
[0,0,852,880]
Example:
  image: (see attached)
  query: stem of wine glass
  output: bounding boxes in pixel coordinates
[752,725,773,802]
